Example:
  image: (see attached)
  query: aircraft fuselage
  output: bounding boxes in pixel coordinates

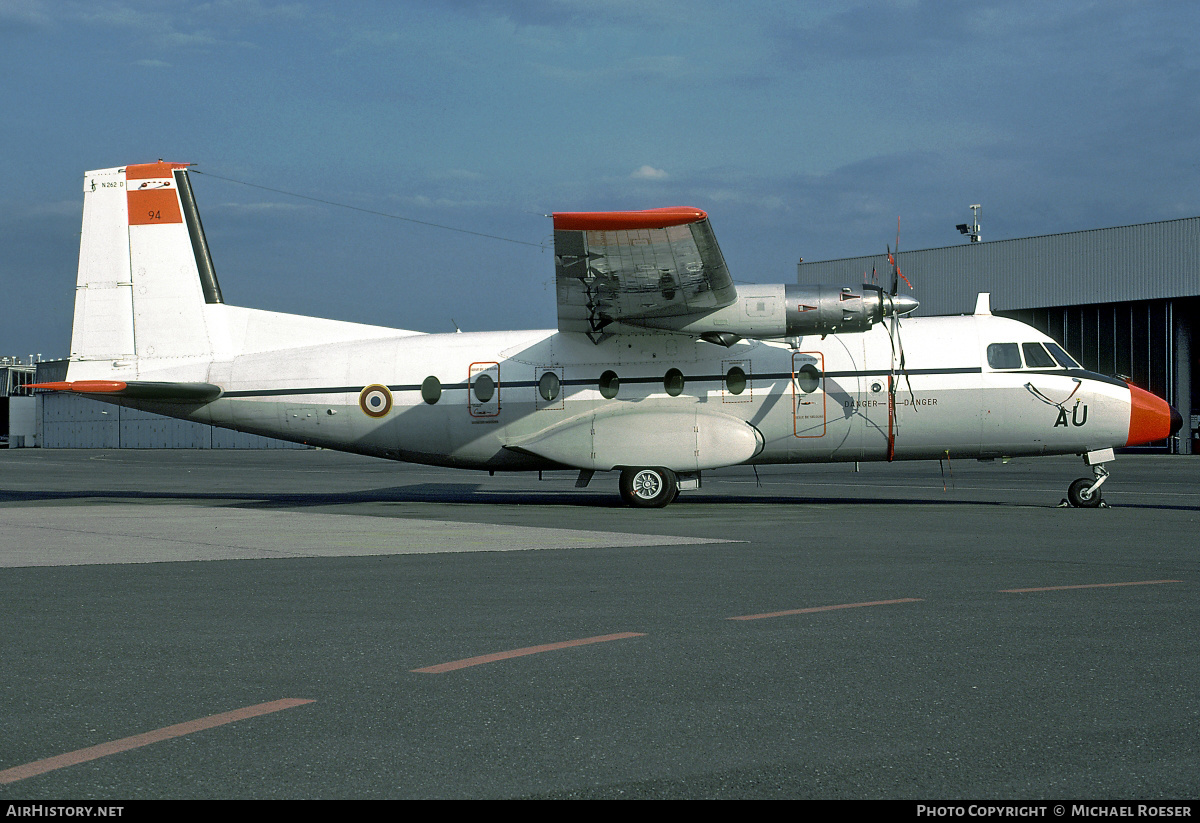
[123,312,1136,473]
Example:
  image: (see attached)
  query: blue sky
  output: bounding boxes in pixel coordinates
[3,0,1199,358]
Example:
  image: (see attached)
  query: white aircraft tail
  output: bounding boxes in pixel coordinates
[70,162,223,366]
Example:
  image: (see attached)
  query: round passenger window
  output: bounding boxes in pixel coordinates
[538,371,561,402]
[473,373,495,403]
[599,370,620,399]
[796,363,820,393]
[726,366,747,395]
[664,368,684,397]
[421,375,441,405]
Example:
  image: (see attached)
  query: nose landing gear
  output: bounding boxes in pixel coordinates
[1062,449,1113,508]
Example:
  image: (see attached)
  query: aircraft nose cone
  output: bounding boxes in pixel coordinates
[1126,383,1176,446]
[887,294,919,317]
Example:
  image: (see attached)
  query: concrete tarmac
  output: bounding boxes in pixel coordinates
[0,449,1197,799]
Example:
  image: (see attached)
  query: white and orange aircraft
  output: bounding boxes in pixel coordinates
[33,162,1182,507]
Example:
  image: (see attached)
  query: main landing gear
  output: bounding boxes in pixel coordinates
[617,467,702,507]
[1062,449,1113,508]
[619,467,679,508]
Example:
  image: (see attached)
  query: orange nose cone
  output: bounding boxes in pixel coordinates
[1126,384,1176,446]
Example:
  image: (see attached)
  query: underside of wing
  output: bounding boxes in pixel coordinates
[553,208,738,343]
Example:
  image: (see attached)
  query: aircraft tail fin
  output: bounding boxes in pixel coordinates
[70,162,223,367]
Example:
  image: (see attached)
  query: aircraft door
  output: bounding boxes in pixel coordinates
[469,361,500,418]
[792,351,826,437]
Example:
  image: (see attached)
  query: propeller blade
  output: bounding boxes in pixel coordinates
[887,244,898,295]
[883,215,917,462]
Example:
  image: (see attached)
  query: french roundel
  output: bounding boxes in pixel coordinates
[359,384,393,418]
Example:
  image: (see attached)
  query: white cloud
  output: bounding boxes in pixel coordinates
[631,165,668,180]
[215,201,315,215]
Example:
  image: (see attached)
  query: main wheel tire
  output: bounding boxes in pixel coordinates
[619,467,679,508]
[1068,477,1103,508]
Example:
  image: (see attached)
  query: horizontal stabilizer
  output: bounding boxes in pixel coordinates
[30,380,222,402]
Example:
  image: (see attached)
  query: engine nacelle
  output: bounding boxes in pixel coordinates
[627,284,918,343]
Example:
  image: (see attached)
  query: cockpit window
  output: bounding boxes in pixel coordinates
[1022,342,1057,368]
[986,343,1022,370]
[1044,342,1081,369]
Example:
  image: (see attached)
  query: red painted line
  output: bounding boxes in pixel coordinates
[0,698,314,785]
[412,632,647,673]
[1001,580,1183,593]
[729,598,923,621]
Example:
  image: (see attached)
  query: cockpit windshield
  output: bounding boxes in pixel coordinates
[1044,342,1081,369]
[986,343,1022,369]
[1022,342,1057,368]
[986,340,1081,370]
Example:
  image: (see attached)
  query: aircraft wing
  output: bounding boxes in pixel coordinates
[553,208,738,342]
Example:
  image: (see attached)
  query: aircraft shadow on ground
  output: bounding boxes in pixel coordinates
[2,484,1196,511]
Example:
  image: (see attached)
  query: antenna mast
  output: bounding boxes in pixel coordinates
[956,204,982,243]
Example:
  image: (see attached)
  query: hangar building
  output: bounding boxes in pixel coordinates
[798,215,1199,454]
[2,359,305,450]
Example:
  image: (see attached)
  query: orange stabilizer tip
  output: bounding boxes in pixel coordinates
[28,380,128,393]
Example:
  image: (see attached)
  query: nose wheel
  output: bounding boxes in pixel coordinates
[1064,461,1110,508]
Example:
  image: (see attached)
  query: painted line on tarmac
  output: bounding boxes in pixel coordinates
[412,632,647,673]
[727,597,924,621]
[1000,579,1183,593]
[0,698,314,785]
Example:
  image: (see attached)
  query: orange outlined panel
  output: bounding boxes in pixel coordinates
[468,361,500,418]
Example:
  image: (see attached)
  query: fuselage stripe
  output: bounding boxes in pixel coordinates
[218,366,1132,401]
